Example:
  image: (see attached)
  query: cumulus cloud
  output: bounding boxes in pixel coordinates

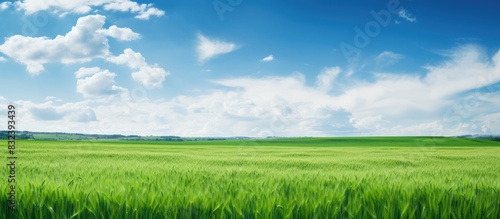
[398,9,416,23]
[30,106,65,121]
[0,15,114,74]
[75,67,128,99]
[107,48,147,69]
[75,67,101,79]
[196,33,238,63]
[107,48,169,88]
[173,74,355,136]
[316,67,341,92]
[97,25,141,41]
[261,54,274,62]
[5,44,500,137]
[26,73,347,136]
[0,56,7,62]
[12,0,164,20]
[89,74,353,137]
[214,74,335,106]
[20,100,97,123]
[0,1,11,10]
[0,14,160,89]
[131,66,168,89]
[133,6,165,20]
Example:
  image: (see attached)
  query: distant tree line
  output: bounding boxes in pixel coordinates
[457,135,500,141]
[479,136,500,141]
[0,131,34,140]
[1,131,499,142]
[0,131,253,141]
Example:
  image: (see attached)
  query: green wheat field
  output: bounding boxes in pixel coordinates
[2,137,500,218]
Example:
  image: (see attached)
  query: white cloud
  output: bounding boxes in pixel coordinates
[44,96,62,102]
[0,14,164,88]
[75,67,128,99]
[133,6,165,20]
[214,74,335,106]
[316,67,341,92]
[187,75,355,136]
[107,48,147,69]
[131,66,168,89]
[75,67,101,79]
[12,0,164,20]
[398,9,416,23]
[5,44,500,137]
[0,14,112,74]
[0,1,11,10]
[196,33,237,63]
[107,48,169,88]
[339,45,500,135]
[349,115,391,133]
[97,25,141,41]
[423,45,499,98]
[91,74,352,137]
[19,100,97,123]
[375,51,404,65]
[29,106,65,121]
[261,54,274,62]
[0,56,7,62]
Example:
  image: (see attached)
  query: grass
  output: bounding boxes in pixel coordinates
[2,137,500,218]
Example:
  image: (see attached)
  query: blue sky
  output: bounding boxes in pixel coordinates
[0,0,499,137]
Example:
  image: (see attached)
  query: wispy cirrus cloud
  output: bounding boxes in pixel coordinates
[316,67,341,92]
[398,9,416,23]
[375,51,404,66]
[340,45,500,134]
[196,33,238,63]
[261,54,274,62]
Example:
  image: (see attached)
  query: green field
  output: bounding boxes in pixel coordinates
[2,137,500,218]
